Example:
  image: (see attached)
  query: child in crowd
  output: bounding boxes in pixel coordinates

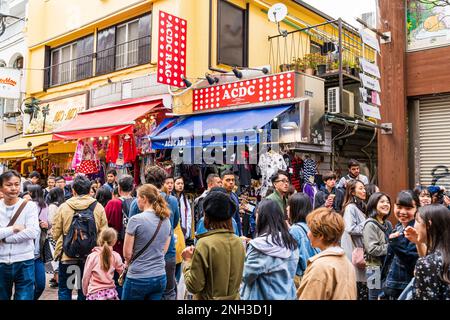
[82,227,124,300]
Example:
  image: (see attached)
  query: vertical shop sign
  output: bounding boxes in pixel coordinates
[157,11,187,87]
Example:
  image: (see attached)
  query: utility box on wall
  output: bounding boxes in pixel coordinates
[295,72,325,145]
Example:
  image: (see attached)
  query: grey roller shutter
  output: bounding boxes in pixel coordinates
[419,95,450,188]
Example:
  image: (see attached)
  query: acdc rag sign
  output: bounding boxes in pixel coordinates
[193,72,296,111]
[157,11,187,87]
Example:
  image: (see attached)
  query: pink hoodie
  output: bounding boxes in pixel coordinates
[82,246,124,296]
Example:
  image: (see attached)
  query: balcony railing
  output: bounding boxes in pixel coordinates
[268,19,376,78]
[46,35,151,88]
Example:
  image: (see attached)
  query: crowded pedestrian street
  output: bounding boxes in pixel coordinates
[0,0,450,307]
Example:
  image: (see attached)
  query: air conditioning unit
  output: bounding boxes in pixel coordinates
[327,87,355,117]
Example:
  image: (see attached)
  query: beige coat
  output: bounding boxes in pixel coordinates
[297,247,357,300]
[52,195,108,262]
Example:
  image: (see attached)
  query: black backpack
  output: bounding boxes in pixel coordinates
[63,201,98,259]
[119,197,134,241]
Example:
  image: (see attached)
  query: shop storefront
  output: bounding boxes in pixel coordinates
[0,133,53,174]
[149,71,330,206]
[52,97,168,184]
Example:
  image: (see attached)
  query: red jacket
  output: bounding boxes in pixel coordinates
[105,199,124,258]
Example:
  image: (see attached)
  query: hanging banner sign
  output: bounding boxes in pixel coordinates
[192,72,296,111]
[360,58,380,78]
[157,11,187,87]
[0,68,21,99]
[360,73,381,92]
[359,88,381,107]
[360,102,381,120]
[360,29,380,53]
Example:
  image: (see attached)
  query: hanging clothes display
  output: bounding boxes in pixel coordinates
[76,140,99,174]
[258,150,287,197]
[290,155,303,192]
[106,135,120,164]
[303,156,318,184]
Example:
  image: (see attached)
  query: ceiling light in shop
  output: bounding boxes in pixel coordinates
[141,118,147,123]
[281,121,298,130]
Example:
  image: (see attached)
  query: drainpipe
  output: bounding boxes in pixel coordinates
[328,116,359,172]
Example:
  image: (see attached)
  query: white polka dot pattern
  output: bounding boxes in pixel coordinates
[192,72,295,111]
[157,11,187,87]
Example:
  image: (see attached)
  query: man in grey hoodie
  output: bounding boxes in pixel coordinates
[0,170,40,300]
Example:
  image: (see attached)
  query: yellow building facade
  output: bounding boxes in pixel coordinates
[25,0,339,116]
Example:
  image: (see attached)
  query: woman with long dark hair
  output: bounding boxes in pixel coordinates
[46,187,65,288]
[95,186,112,208]
[362,192,393,300]
[405,204,450,299]
[27,184,50,300]
[340,179,368,300]
[383,190,419,299]
[173,177,193,244]
[288,193,320,288]
[241,199,298,300]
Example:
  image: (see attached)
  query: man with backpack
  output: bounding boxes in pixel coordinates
[52,175,108,300]
[105,175,134,299]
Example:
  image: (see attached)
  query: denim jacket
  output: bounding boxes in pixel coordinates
[240,235,299,300]
[383,220,419,291]
[289,222,320,276]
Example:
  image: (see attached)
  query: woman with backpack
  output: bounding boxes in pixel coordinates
[27,185,50,300]
[122,184,172,300]
[362,192,393,300]
[82,227,124,300]
[340,179,368,300]
[240,199,299,300]
[46,187,65,288]
[382,190,419,299]
[404,204,450,299]
[288,193,320,288]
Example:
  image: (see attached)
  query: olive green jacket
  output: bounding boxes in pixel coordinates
[183,229,245,300]
[266,191,288,216]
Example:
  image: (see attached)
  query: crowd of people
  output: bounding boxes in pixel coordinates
[0,158,449,300]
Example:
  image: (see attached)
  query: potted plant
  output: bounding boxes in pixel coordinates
[351,57,361,77]
[303,53,326,75]
[316,55,327,75]
[292,57,305,72]
[342,59,351,74]
[328,60,340,73]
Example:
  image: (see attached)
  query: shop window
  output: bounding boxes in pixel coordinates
[96,13,151,76]
[217,0,248,67]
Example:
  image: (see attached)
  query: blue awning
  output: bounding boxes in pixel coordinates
[150,105,293,149]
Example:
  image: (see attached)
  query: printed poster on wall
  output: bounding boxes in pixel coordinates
[157,11,187,87]
[407,0,450,51]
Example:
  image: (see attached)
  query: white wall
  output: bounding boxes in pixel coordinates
[0,0,27,144]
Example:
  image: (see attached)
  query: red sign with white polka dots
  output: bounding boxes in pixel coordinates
[157,11,187,87]
[193,72,296,111]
